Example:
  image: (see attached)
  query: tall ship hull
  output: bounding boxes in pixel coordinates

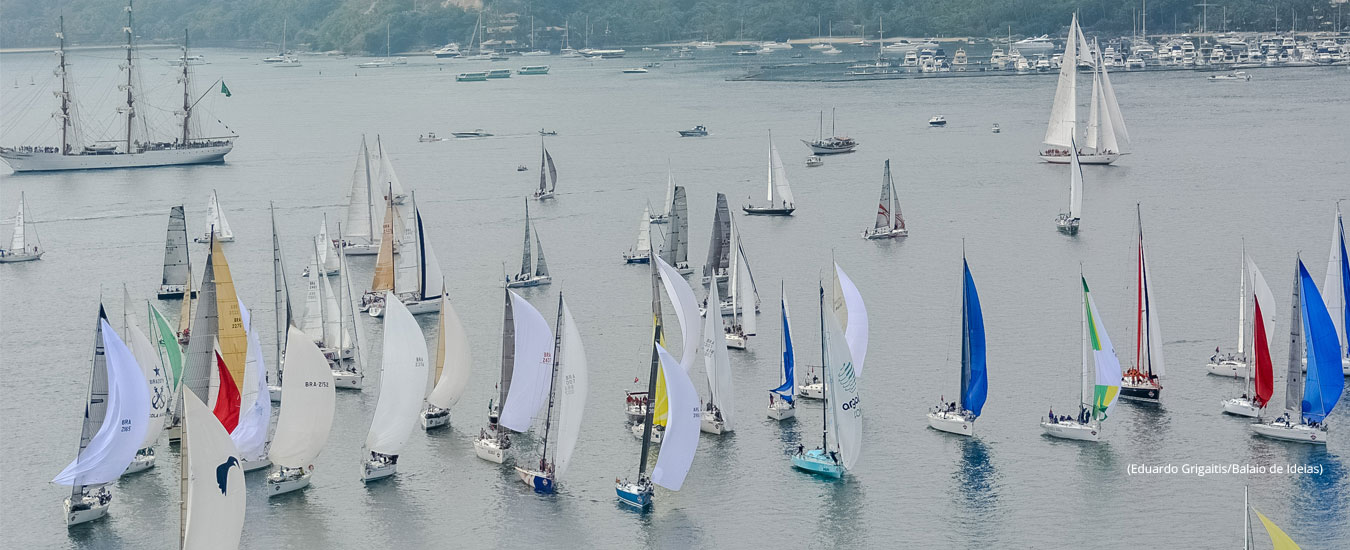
[1,144,232,173]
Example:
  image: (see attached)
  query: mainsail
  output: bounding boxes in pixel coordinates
[766,135,794,208]
[1323,208,1349,360]
[701,274,735,431]
[704,194,731,279]
[1135,209,1165,379]
[204,189,233,241]
[162,206,190,290]
[500,292,555,431]
[1043,13,1081,150]
[344,136,379,246]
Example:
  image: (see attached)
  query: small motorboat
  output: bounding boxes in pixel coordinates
[1208,71,1251,81]
[928,115,947,127]
[990,123,1001,133]
[622,67,649,74]
[677,125,708,137]
[451,129,493,138]
[516,165,528,172]
[418,132,445,142]
[805,155,824,167]
[538,129,558,136]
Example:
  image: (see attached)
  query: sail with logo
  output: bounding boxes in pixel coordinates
[791,270,863,478]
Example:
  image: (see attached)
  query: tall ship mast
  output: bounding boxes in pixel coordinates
[0,0,235,173]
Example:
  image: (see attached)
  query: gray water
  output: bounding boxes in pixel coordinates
[1,47,1348,549]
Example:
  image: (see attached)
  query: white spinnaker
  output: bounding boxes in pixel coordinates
[269,326,336,469]
[128,318,169,450]
[53,320,150,486]
[823,300,862,470]
[657,256,702,370]
[833,263,869,378]
[553,300,588,478]
[230,301,271,461]
[365,294,429,456]
[701,277,735,431]
[182,392,246,550]
[651,344,700,490]
[500,292,555,432]
[426,293,472,409]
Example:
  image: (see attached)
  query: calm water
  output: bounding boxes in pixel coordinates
[2,47,1348,549]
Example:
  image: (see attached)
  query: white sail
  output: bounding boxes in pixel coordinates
[738,246,757,337]
[268,326,336,469]
[1095,63,1121,156]
[1249,255,1278,349]
[823,294,862,470]
[663,170,675,218]
[1042,13,1079,149]
[205,190,233,240]
[320,269,345,349]
[500,292,556,432]
[299,255,324,344]
[344,137,377,244]
[426,293,472,409]
[832,263,869,378]
[394,206,421,294]
[1086,61,1101,151]
[375,137,406,203]
[1098,57,1130,152]
[318,218,340,274]
[553,299,588,478]
[127,317,169,450]
[874,170,893,230]
[633,207,652,256]
[1139,224,1165,378]
[365,294,429,456]
[768,138,795,207]
[657,256,702,369]
[1069,144,1084,218]
[8,195,24,251]
[1324,209,1347,352]
[231,301,271,462]
[181,392,246,550]
[53,319,151,486]
[651,344,701,490]
[702,277,736,431]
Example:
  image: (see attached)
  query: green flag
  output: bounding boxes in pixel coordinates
[220,81,231,97]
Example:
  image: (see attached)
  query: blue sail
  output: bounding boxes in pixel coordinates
[961,259,988,417]
[1298,260,1345,423]
[771,295,795,402]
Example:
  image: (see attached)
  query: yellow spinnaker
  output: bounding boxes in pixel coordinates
[1254,509,1302,550]
[652,313,670,427]
[211,237,248,394]
[370,198,396,292]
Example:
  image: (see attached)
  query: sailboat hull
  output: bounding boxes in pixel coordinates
[1040,420,1100,441]
[1221,397,1263,418]
[741,206,794,216]
[796,382,824,400]
[268,385,282,402]
[420,406,451,429]
[1119,382,1163,403]
[1250,422,1328,444]
[767,402,796,420]
[862,228,907,240]
[474,437,506,463]
[791,449,844,478]
[700,410,726,434]
[630,423,663,443]
[332,369,364,390]
[0,252,42,262]
[155,285,197,299]
[2,144,232,173]
[800,140,857,155]
[515,467,556,493]
[1041,151,1121,165]
[367,296,441,318]
[926,411,974,436]
[615,481,652,508]
[624,254,650,264]
[64,493,110,527]
[725,332,747,349]
[266,469,312,496]
[123,451,156,474]
[361,460,397,482]
[340,242,382,256]
[1206,359,1250,378]
[240,457,273,472]
[506,275,552,289]
[1056,217,1080,235]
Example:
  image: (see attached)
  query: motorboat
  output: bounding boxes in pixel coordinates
[621,67,649,73]
[991,123,1001,133]
[678,125,708,137]
[451,129,492,138]
[485,68,511,79]
[928,115,947,127]
[1208,71,1251,81]
[518,65,550,75]
[805,155,823,167]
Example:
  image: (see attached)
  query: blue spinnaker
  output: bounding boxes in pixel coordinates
[1299,261,1345,423]
[961,259,988,418]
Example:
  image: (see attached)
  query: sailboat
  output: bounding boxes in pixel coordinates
[1040,273,1122,442]
[506,200,552,288]
[767,283,797,420]
[1039,15,1129,164]
[475,290,553,463]
[267,203,292,402]
[374,136,408,205]
[722,230,760,348]
[533,140,558,200]
[301,237,352,362]
[927,254,987,436]
[341,136,385,255]
[1222,253,1276,417]
[649,169,675,224]
[264,326,336,496]
[332,237,364,389]
[1,192,44,262]
[180,236,251,464]
[420,291,472,430]
[365,192,443,317]
[149,303,186,443]
[1244,487,1305,550]
[1321,204,1350,375]
[303,215,341,277]
[790,270,863,478]
[194,189,234,243]
[1209,244,1256,378]
[701,277,736,433]
[53,306,150,526]
[0,11,234,173]
[264,17,302,67]
[1055,139,1084,234]
[123,289,170,474]
[361,294,430,482]
[1250,258,1345,444]
[616,256,702,509]
[657,185,693,274]
[179,391,245,549]
[702,193,732,284]
[797,264,866,400]
[862,160,907,239]
[157,206,192,297]
[1120,206,1165,403]
[516,292,590,493]
[233,301,273,472]
[356,20,407,68]
[623,207,653,263]
[743,132,796,215]
[801,108,858,155]
[560,20,580,57]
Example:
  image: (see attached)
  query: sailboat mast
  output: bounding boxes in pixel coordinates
[57,16,70,155]
[179,399,188,547]
[1135,205,1145,374]
[340,225,360,376]
[1080,269,1089,412]
[540,292,565,466]
[1242,485,1250,550]
[765,131,774,202]
[819,282,829,452]
[363,138,375,241]
[180,29,192,145]
[271,203,289,382]
[637,253,662,477]
[959,251,970,410]
[124,0,136,154]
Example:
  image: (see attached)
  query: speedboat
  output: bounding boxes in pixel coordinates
[991,123,1001,133]
[1208,71,1251,81]
[418,133,444,142]
[928,115,947,127]
[621,67,649,73]
[451,129,493,138]
[538,129,558,136]
[805,155,823,167]
[678,125,708,137]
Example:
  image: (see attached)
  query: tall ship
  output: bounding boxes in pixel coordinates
[0,3,235,173]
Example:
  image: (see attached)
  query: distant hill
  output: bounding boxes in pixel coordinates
[1,0,1340,51]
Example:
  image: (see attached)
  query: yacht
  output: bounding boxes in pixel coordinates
[804,155,823,167]
[1012,35,1055,54]
[451,129,493,138]
[928,115,947,127]
[952,48,968,70]
[432,43,462,58]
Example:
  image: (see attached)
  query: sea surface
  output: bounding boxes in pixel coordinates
[1,46,1348,549]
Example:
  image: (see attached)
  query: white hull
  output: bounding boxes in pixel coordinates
[1041,420,1100,441]
[341,242,382,256]
[367,295,441,318]
[266,469,312,496]
[420,407,451,429]
[1206,360,1250,378]
[123,451,156,474]
[361,460,397,482]
[2,144,232,172]
[474,437,506,463]
[332,369,363,389]
[863,228,907,240]
[1250,421,1328,444]
[630,423,664,443]
[767,402,796,420]
[927,412,974,436]
[268,385,282,402]
[725,332,746,349]
[64,493,110,527]
[1041,151,1121,165]
[796,382,823,400]
[506,275,552,288]
[240,456,272,472]
[1221,397,1263,418]
[0,252,42,262]
[700,411,726,434]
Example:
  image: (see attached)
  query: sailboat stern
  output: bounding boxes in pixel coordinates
[1118,379,1163,403]
[420,405,451,429]
[926,411,974,436]
[1040,420,1100,441]
[615,479,652,508]
[332,368,364,390]
[123,449,157,474]
[1250,421,1328,444]
[790,448,844,478]
[473,435,506,463]
[766,400,796,420]
[63,489,111,527]
[266,467,312,496]
[515,467,556,493]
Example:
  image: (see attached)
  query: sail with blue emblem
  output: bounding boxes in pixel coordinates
[1323,206,1349,367]
[961,258,987,418]
[771,285,795,402]
[1298,260,1345,423]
